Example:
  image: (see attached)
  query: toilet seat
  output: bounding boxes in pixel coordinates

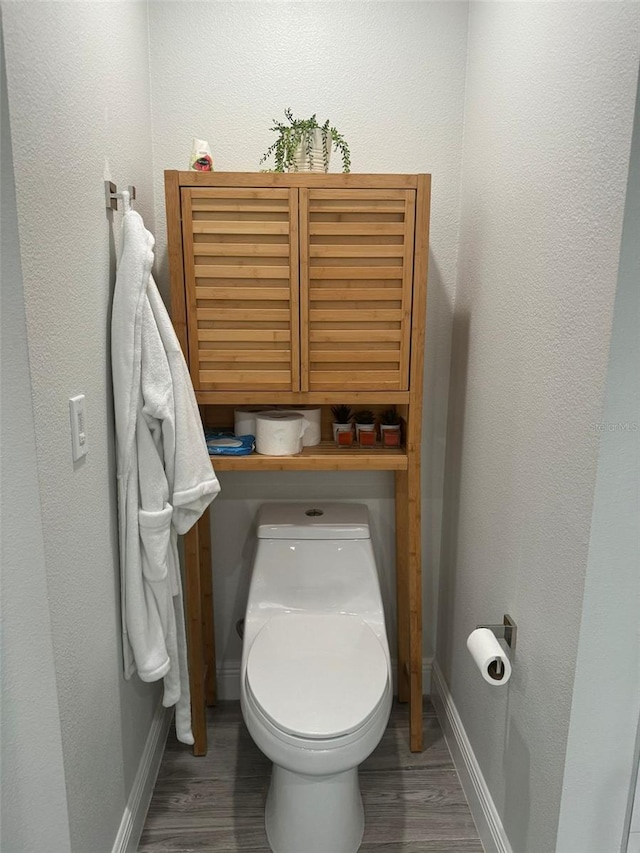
[246,613,389,740]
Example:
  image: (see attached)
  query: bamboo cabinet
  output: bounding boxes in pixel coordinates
[165,171,431,754]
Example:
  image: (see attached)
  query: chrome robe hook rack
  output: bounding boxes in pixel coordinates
[105,181,136,211]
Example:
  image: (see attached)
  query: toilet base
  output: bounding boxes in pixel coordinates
[265,764,364,853]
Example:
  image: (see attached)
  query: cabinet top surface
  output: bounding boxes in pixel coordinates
[166,171,431,189]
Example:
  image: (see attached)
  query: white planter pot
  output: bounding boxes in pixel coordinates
[355,423,376,438]
[290,128,331,173]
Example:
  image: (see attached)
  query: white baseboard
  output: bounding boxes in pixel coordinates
[432,661,512,853]
[394,657,432,696]
[216,662,241,700]
[216,657,433,700]
[111,700,172,853]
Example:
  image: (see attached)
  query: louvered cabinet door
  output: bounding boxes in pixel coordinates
[182,188,300,391]
[300,189,415,391]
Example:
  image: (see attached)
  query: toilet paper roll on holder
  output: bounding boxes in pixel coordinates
[476,614,517,651]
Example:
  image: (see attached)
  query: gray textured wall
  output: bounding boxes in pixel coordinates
[437,4,640,853]
[1,3,161,851]
[556,75,640,853]
[1,20,72,851]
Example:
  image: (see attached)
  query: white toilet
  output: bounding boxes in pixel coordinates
[240,502,393,853]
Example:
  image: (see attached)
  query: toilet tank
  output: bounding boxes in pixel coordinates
[256,502,370,540]
[247,503,385,623]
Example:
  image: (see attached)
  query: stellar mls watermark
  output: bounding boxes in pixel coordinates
[590,422,639,433]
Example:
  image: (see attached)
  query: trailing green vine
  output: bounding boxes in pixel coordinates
[259,108,351,173]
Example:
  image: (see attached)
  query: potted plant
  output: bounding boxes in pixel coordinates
[380,408,402,447]
[353,410,376,447]
[260,108,351,173]
[331,404,354,445]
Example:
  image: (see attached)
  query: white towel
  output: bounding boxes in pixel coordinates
[112,210,220,743]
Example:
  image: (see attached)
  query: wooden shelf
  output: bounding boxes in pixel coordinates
[210,442,408,471]
[196,391,411,406]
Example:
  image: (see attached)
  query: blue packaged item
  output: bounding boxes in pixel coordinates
[205,430,255,456]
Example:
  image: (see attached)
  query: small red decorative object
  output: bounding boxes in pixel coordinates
[337,428,353,447]
[358,429,376,447]
[382,428,401,447]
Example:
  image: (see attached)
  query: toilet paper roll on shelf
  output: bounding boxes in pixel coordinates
[466,628,512,685]
[273,406,322,446]
[255,411,306,456]
[234,406,267,437]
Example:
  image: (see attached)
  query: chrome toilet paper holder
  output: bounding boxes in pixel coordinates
[476,614,517,650]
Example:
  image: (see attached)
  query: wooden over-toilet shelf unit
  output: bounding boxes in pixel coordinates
[165,170,431,754]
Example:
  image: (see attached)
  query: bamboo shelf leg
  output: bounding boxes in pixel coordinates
[395,470,410,703]
[198,508,217,707]
[183,522,208,756]
[407,459,423,752]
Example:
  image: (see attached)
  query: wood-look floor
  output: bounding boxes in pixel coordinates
[139,698,483,853]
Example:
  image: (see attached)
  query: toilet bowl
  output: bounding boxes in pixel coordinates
[240,502,392,853]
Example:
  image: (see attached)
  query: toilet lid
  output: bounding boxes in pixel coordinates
[246,614,389,739]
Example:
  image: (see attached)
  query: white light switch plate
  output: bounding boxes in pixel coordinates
[69,394,88,461]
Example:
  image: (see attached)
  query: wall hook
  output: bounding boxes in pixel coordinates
[105,180,136,211]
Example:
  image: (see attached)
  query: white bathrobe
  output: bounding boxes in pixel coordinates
[111,210,220,744]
